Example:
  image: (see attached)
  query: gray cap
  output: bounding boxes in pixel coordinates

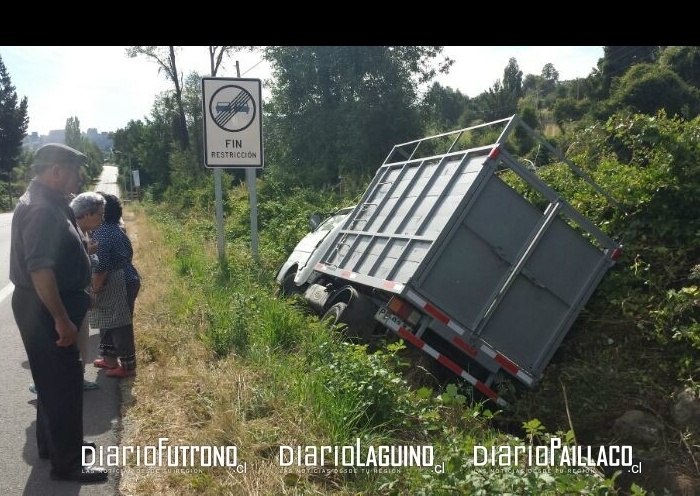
[34,143,88,169]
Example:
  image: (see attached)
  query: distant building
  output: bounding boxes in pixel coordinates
[22,128,114,153]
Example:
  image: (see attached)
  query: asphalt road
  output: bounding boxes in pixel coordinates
[1,166,122,495]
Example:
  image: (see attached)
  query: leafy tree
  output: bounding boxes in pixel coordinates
[553,97,592,125]
[478,80,514,121]
[61,116,103,181]
[477,58,524,121]
[419,82,470,132]
[64,116,82,149]
[540,62,559,97]
[263,46,452,189]
[502,57,523,100]
[600,46,663,97]
[127,46,191,151]
[658,45,700,87]
[183,72,205,171]
[605,63,700,119]
[0,54,28,207]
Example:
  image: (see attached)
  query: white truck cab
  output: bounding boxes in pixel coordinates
[275,206,355,295]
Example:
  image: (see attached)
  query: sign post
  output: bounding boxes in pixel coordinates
[202,77,263,258]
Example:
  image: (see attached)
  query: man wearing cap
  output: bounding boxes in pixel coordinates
[9,143,108,483]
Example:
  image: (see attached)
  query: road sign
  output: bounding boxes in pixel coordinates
[202,77,263,168]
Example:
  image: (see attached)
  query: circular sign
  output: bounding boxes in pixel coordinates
[209,85,256,132]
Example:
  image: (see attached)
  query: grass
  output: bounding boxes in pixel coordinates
[115,202,671,495]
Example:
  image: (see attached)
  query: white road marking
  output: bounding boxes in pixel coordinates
[0,282,14,303]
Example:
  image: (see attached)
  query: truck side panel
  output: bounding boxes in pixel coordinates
[411,159,615,379]
[416,175,543,330]
[320,152,489,287]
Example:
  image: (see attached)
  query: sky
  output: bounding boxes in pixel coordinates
[0,46,604,137]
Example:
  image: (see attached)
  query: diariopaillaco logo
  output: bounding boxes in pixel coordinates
[472,437,642,474]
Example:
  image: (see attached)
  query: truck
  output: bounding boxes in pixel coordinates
[276,205,356,296]
[277,115,623,408]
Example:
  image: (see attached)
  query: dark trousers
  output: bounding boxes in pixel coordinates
[12,287,89,474]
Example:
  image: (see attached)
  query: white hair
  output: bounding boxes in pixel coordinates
[69,191,105,218]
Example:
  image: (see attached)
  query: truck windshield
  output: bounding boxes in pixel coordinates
[318,212,349,232]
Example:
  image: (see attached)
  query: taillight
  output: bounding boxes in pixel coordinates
[388,297,422,327]
[611,247,623,261]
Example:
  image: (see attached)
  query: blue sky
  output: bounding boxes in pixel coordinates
[0,46,603,136]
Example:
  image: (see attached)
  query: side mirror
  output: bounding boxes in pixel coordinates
[309,213,322,230]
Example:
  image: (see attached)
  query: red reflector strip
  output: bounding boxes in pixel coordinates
[495,354,519,376]
[397,327,423,349]
[475,381,498,400]
[405,290,462,334]
[396,327,507,407]
[437,354,463,376]
[488,146,501,159]
[424,303,449,325]
[453,336,478,357]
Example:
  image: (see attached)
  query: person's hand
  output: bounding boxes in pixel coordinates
[87,239,99,255]
[55,317,78,347]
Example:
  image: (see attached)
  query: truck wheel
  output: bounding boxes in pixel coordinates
[321,302,349,332]
[280,273,306,297]
[321,300,379,343]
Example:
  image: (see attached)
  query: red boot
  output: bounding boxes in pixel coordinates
[106,366,135,378]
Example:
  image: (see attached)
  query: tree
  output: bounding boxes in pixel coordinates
[419,82,470,132]
[541,63,559,95]
[476,58,523,121]
[659,46,700,88]
[65,116,82,149]
[600,46,663,97]
[502,57,523,100]
[0,54,29,207]
[126,46,190,151]
[205,46,256,78]
[606,63,700,119]
[263,46,452,188]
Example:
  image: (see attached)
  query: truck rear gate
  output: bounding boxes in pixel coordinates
[315,116,622,402]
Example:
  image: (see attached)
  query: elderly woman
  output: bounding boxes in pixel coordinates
[89,192,141,378]
[70,192,106,389]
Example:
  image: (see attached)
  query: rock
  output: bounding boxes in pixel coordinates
[612,409,664,447]
[673,387,700,434]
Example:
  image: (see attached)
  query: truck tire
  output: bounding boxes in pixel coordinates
[280,272,306,297]
[321,302,349,332]
[321,297,380,343]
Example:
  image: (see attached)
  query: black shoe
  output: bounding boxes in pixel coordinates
[39,440,98,460]
[50,466,108,483]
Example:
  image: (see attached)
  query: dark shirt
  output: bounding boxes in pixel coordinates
[10,178,92,291]
[92,221,140,283]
